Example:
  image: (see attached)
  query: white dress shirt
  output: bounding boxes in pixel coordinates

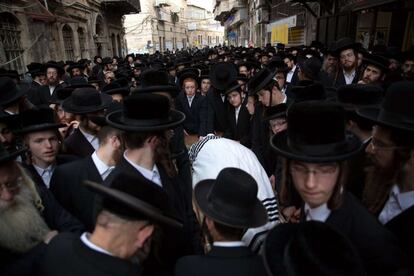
[379,184,414,225]
[80,232,113,256]
[213,241,246,247]
[343,69,356,85]
[235,106,241,124]
[286,65,296,83]
[304,203,331,222]
[91,151,115,180]
[123,152,162,187]
[33,164,55,188]
[79,127,99,150]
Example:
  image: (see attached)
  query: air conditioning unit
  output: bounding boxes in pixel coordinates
[255,8,269,24]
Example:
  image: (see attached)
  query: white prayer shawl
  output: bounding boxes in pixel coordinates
[189,135,279,252]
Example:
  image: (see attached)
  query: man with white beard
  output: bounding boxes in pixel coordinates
[0,144,83,275]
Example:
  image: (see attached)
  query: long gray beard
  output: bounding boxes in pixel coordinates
[0,180,50,253]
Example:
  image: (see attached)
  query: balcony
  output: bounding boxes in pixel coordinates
[226,8,248,27]
[101,0,140,14]
[214,0,231,21]
[229,0,246,11]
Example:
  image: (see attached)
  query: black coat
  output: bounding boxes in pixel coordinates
[64,128,95,158]
[287,66,299,86]
[175,92,207,135]
[174,246,267,276]
[385,205,414,269]
[332,69,359,88]
[301,192,406,276]
[50,156,103,231]
[223,101,251,147]
[206,88,229,134]
[42,233,141,276]
[28,83,66,107]
[105,158,201,276]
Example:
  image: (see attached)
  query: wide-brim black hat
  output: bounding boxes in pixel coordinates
[332,37,361,57]
[336,84,383,110]
[106,93,185,132]
[224,81,242,95]
[263,103,287,121]
[134,69,180,97]
[194,167,268,229]
[66,63,86,73]
[247,68,276,96]
[357,81,414,132]
[263,222,365,276]
[270,101,364,163]
[42,62,65,76]
[67,76,95,89]
[62,87,113,114]
[0,77,26,107]
[209,62,237,91]
[15,107,65,134]
[177,68,200,89]
[0,142,26,164]
[84,176,182,228]
[362,53,390,72]
[102,83,130,97]
[290,82,327,103]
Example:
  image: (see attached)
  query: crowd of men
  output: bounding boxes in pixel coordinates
[0,36,414,276]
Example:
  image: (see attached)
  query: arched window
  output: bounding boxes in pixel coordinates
[78,27,86,58]
[0,13,24,72]
[62,25,74,61]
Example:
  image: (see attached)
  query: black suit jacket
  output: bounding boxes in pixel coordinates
[332,69,359,88]
[224,102,251,147]
[174,246,267,276]
[105,158,201,275]
[304,192,406,276]
[50,156,102,231]
[64,128,95,158]
[29,83,66,107]
[42,233,141,276]
[206,88,229,134]
[385,205,414,269]
[175,92,207,135]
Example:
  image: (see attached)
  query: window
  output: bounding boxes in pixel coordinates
[62,25,75,61]
[111,33,116,56]
[0,13,24,72]
[78,27,86,58]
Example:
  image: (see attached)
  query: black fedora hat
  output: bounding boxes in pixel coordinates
[66,62,86,73]
[106,93,185,132]
[88,101,122,127]
[263,221,365,276]
[133,69,180,97]
[0,142,26,164]
[15,107,65,134]
[224,80,243,95]
[357,81,414,132]
[362,53,390,72]
[67,76,95,89]
[247,67,276,96]
[263,103,287,121]
[62,87,113,114]
[194,167,268,228]
[102,82,130,97]
[0,77,26,107]
[177,68,200,89]
[336,84,383,110]
[85,172,182,228]
[209,62,237,91]
[290,82,326,103]
[27,62,45,77]
[333,37,361,57]
[49,87,75,105]
[42,62,65,76]
[101,57,113,65]
[270,101,363,163]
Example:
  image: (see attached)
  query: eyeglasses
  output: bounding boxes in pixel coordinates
[290,163,338,177]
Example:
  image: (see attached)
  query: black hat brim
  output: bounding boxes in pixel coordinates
[43,63,65,76]
[62,93,113,114]
[194,179,268,228]
[84,180,183,228]
[14,123,66,135]
[270,130,364,163]
[0,86,26,107]
[0,147,27,164]
[134,85,180,98]
[103,88,130,97]
[357,107,414,132]
[263,111,286,121]
[248,69,276,96]
[362,58,388,72]
[106,109,185,132]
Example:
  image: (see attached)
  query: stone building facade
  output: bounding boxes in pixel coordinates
[0,0,140,73]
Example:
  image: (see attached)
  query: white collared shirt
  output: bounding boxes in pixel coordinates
[91,151,115,180]
[33,164,55,188]
[213,241,246,247]
[123,152,162,187]
[379,184,414,225]
[286,65,296,83]
[343,69,356,85]
[304,203,331,222]
[235,106,241,124]
[79,127,99,150]
[80,232,113,256]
